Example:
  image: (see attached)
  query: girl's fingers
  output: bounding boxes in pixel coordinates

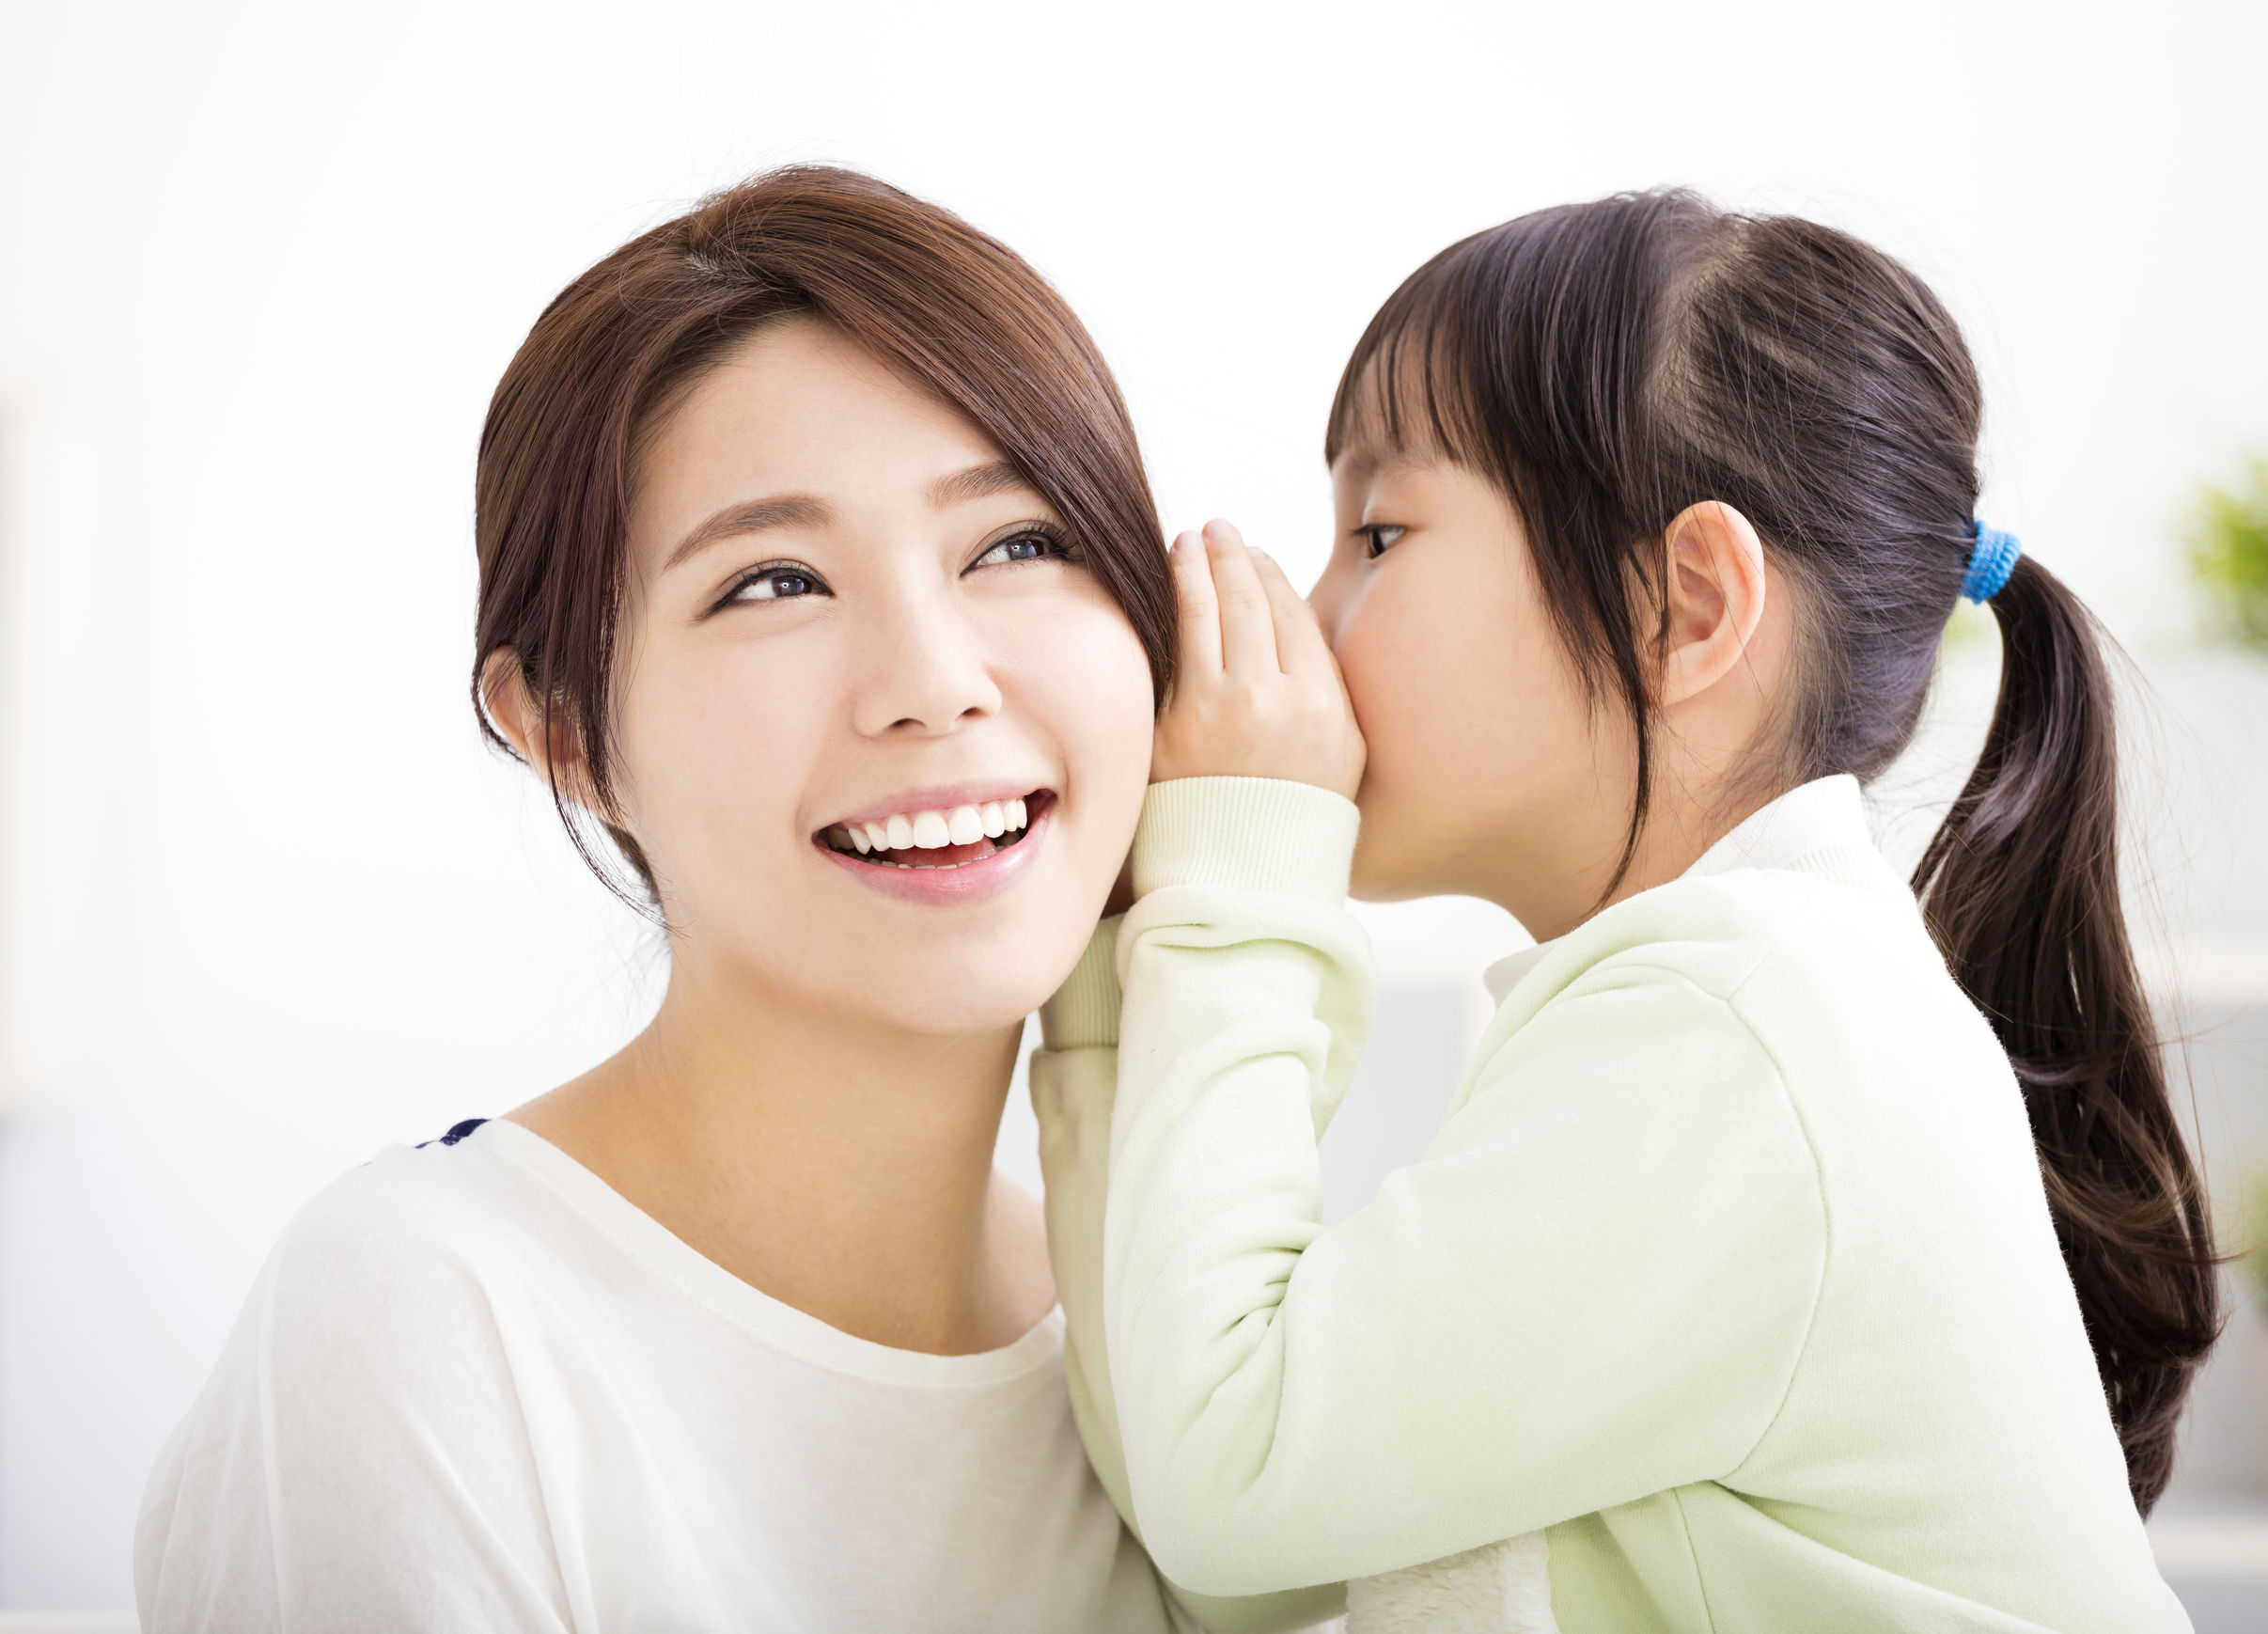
[1202,520,1279,677]
[1169,530,1223,678]
[1247,548,1336,680]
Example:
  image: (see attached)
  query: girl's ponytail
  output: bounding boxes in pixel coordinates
[1914,555,2219,1513]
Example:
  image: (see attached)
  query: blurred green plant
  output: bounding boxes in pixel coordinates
[2190,457,2268,649]
[2239,1164,2268,1310]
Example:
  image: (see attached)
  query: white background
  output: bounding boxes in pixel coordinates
[2,0,2265,1611]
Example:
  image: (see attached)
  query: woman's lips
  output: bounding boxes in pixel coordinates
[814,793,1055,904]
[820,793,1036,862]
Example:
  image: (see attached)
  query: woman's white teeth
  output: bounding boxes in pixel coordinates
[835,798,1033,859]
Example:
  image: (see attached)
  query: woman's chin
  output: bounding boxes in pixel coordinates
[715,892,1103,1040]
[816,961,1076,1040]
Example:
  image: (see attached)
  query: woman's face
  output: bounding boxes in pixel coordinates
[606,317,1156,1036]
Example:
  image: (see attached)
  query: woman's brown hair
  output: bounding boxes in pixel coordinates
[474,165,1175,902]
[1328,191,2218,1514]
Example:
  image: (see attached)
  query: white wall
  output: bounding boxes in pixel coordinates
[3,0,2266,1609]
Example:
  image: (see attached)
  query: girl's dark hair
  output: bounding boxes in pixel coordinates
[1326,190,2215,1514]
[474,165,1174,903]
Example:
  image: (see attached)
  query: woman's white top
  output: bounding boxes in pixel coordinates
[134,1117,1186,1633]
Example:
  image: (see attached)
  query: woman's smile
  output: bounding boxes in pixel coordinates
[813,785,1056,903]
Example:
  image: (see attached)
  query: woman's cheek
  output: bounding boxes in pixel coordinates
[617,642,825,906]
[1016,601,1151,870]
[1063,613,1156,805]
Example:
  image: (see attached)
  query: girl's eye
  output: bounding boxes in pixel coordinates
[972,527,1075,570]
[1357,525,1406,559]
[725,566,827,605]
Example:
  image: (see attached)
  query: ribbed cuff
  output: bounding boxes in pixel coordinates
[1131,778,1360,903]
[1040,916,1123,1050]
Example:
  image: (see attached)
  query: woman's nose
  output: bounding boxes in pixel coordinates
[851,590,1004,737]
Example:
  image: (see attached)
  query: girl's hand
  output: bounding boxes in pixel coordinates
[1152,520,1367,800]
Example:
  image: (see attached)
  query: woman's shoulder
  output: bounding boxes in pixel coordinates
[289,1117,531,1238]
[170,1122,578,1442]
[138,1122,577,1629]
[168,1118,609,1453]
[271,1120,557,1301]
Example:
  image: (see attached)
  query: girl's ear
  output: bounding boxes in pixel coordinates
[481,648,599,809]
[1655,500,1769,708]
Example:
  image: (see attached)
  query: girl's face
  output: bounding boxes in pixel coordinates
[1309,426,1641,938]
[605,317,1156,1036]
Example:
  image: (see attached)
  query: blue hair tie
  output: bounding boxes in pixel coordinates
[1963,520,2022,604]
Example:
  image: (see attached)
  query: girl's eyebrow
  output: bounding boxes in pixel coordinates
[664,495,831,573]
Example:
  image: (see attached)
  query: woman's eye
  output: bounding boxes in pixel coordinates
[1358,525,1406,559]
[973,528,1074,570]
[727,567,825,604]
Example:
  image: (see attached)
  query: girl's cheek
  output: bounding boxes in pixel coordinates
[1336,585,1453,808]
[1329,604,1395,746]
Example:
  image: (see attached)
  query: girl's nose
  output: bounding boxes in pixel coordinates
[851,590,1003,737]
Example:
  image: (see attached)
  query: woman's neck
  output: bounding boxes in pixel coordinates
[508,960,1056,1357]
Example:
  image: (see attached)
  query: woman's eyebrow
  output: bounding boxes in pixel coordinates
[662,463,1031,573]
[927,460,1035,510]
[664,495,831,573]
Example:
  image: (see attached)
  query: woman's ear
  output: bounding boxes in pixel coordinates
[1655,500,1769,708]
[481,648,596,807]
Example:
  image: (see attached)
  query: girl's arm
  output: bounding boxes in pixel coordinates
[1034,921,1347,1634]
[1106,783,1825,1595]
[1098,527,1824,1596]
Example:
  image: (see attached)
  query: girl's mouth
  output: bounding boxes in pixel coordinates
[813,790,1054,871]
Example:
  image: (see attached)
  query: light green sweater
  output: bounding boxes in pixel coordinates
[1032,775,2189,1634]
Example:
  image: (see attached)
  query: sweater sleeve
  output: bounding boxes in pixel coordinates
[1104,778,1829,1597]
[1034,917,1347,1634]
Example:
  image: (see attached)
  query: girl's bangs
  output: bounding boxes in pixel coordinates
[1324,291,1492,475]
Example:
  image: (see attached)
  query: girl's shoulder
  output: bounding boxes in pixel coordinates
[1467,853,2011,1164]
[1496,849,1921,1025]
[1462,854,1971,1127]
